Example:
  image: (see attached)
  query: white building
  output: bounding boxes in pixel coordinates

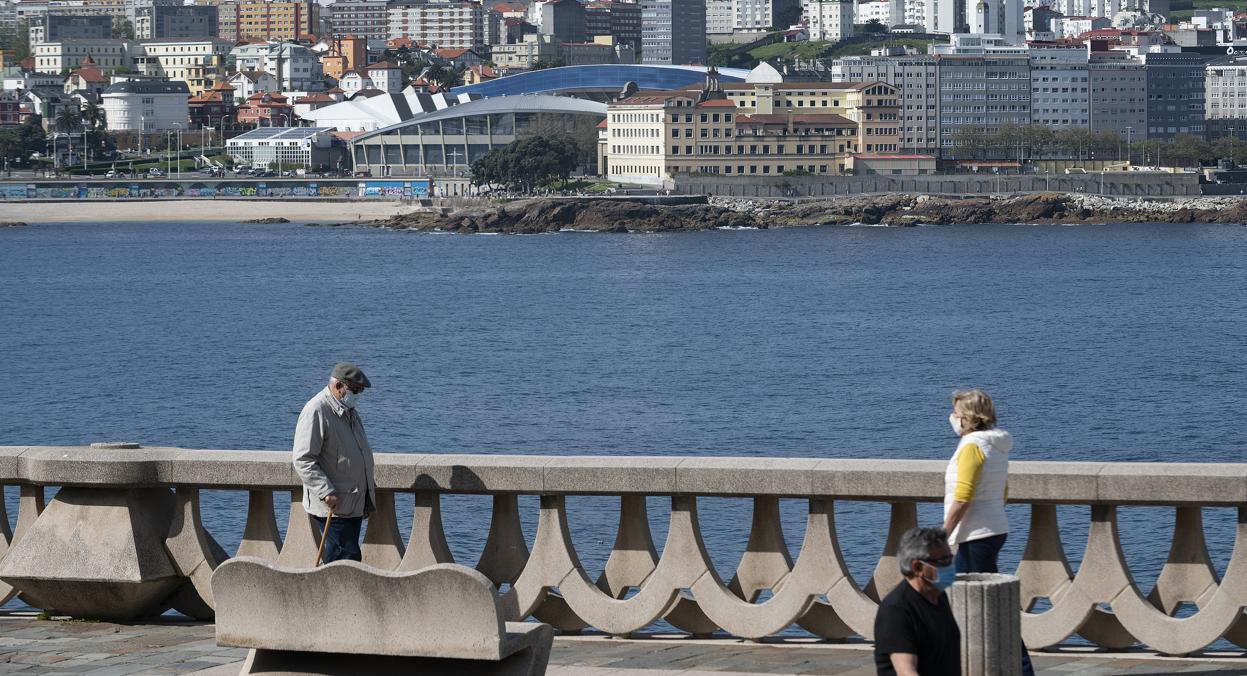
[228,70,280,100]
[227,126,338,169]
[804,0,853,41]
[1206,56,1247,120]
[100,79,189,131]
[827,50,939,152]
[34,40,137,73]
[855,0,892,25]
[706,0,734,33]
[1028,43,1089,128]
[229,42,324,91]
[903,0,926,25]
[733,0,798,31]
[1051,15,1108,37]
[965,0,1023,42]
[133,38,233,96]
[387,1,484,51]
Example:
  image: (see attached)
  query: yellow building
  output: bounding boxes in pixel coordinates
[687,80,902,154]
[134,38,233,96]
[213,0,319,42]
[603,73,902,186]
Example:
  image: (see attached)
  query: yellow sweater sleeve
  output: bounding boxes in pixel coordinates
[953,443,985,502]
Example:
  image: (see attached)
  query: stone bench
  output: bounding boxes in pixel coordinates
[212,557,554,676]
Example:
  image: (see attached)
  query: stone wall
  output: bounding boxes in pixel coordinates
[0,445,1243,655]
[673,173,1204,198]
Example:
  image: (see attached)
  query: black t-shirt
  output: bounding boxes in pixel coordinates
[873,581,960,676]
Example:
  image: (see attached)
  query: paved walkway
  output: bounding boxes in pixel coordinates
[0,613,1242,675]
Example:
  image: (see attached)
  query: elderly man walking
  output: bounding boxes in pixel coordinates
[874,527,961,676]
[292,362,377,564]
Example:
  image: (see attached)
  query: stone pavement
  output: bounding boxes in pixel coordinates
[0,613,1243,676]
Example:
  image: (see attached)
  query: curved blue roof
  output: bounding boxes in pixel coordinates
[455,65,751,97]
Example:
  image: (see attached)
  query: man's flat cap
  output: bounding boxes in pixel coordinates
[332,362,372,388]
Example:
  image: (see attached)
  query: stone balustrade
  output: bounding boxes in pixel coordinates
[0,445,1244,657]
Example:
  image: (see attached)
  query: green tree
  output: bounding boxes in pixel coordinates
[55,106,82,133]
[111,18,135,39]
[81,100,107,131]
[470,134,580,192]
[0,116,47,168]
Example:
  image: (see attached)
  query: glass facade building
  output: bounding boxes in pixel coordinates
[351,95,607,176]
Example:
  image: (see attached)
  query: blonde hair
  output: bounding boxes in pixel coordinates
[952,389,997,432]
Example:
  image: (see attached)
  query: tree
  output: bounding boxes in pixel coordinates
[81,100,107,131]
[0,116,47,168]
[55,106,82,133]
[470,134,580,192]
[862,19,888,34]
[111,18,135,40]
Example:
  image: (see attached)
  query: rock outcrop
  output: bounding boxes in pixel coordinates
[373,198,760,233]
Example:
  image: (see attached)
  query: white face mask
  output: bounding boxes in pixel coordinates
[341,390,360,409]
[949,413,962,436]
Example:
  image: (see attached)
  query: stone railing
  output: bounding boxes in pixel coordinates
[0,445,1243,657]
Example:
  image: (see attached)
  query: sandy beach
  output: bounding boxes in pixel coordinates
[3,200,419,224]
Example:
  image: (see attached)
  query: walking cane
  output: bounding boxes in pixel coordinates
[314,509,334,567]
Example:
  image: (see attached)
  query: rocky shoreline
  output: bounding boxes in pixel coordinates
[349,193,1247,234]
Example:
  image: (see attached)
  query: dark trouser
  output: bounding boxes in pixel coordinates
[311,515,363,564]
[956,533,1035,676]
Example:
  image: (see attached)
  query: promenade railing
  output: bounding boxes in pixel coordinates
[0,445,1243,656]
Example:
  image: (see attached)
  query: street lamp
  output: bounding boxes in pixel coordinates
[1125,126,1133,167]
[172,122,183,178]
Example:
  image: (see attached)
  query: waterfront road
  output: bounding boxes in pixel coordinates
[0,614,1242,675]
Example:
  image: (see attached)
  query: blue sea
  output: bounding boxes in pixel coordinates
[2,218,1245,642]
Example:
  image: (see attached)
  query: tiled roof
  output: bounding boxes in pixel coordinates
[697,98,735,107]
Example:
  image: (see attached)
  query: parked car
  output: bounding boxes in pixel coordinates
[105,169,122,179]
[147,168,165,178]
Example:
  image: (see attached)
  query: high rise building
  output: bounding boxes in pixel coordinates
[733,0,799,31]
[704,0,732,33]
[326,0,389,41]
[585,1,641,50]
[966,0,1022,43]
[1088,48,1145,139]
[214,0,319,42]
[931,34,1030,152]
[1028,42,1088,129]
[541,0,586,42]
[1141,49,1205,140]
[135,4,218,39]
[804,0,852,41]
[387,0,484,50]
[827,50,939,153]
[641,0,705,65]
[29,14,112,45]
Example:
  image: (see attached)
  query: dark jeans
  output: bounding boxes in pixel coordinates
[955,532,1007,573]
[311,514,363,564]
[956,533,1036,676]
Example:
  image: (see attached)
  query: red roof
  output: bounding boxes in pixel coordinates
[211,80,235,91]
[294,93,337,103]
[365,60,399,70]
[596,119,608,128]
[697,99,735,108]
[435,48,469,59]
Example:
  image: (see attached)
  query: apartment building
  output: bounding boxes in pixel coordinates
[1028,42,1088,129]
[134,37,232,95]
[641,0,705,65]
[1088,47,1145,138]
[28,14,111,45]
[230,41,323,90]
[804,0,852,41]
[585,1,642,51]
[932,34,1030,151]
[215,0,319,42]
[733,0,799,32]
[326,0,389,41]
[135,4,218,39]
[826,51,939,153]
[1141,50,1205,140]
[387,0,484,51]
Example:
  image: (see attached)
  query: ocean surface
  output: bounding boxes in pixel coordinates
[2,218,1245,640]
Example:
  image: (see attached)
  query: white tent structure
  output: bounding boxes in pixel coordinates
[297,89,480,132]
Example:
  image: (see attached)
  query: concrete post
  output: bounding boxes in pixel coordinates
[948,573,1022,676]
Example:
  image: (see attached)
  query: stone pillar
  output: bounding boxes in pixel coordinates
[947,573,1022,676]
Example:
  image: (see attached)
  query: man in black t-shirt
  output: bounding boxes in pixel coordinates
[874,527,960,676]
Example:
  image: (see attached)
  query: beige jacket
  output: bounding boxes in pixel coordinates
[292,386,377,518]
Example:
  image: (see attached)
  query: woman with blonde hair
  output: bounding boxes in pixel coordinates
[942,389,1010,573]
[943,389,1034,676]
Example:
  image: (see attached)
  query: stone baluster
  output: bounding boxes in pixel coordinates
[236,490,282,560]
[361,490,405,569]
[0,485,44,605]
